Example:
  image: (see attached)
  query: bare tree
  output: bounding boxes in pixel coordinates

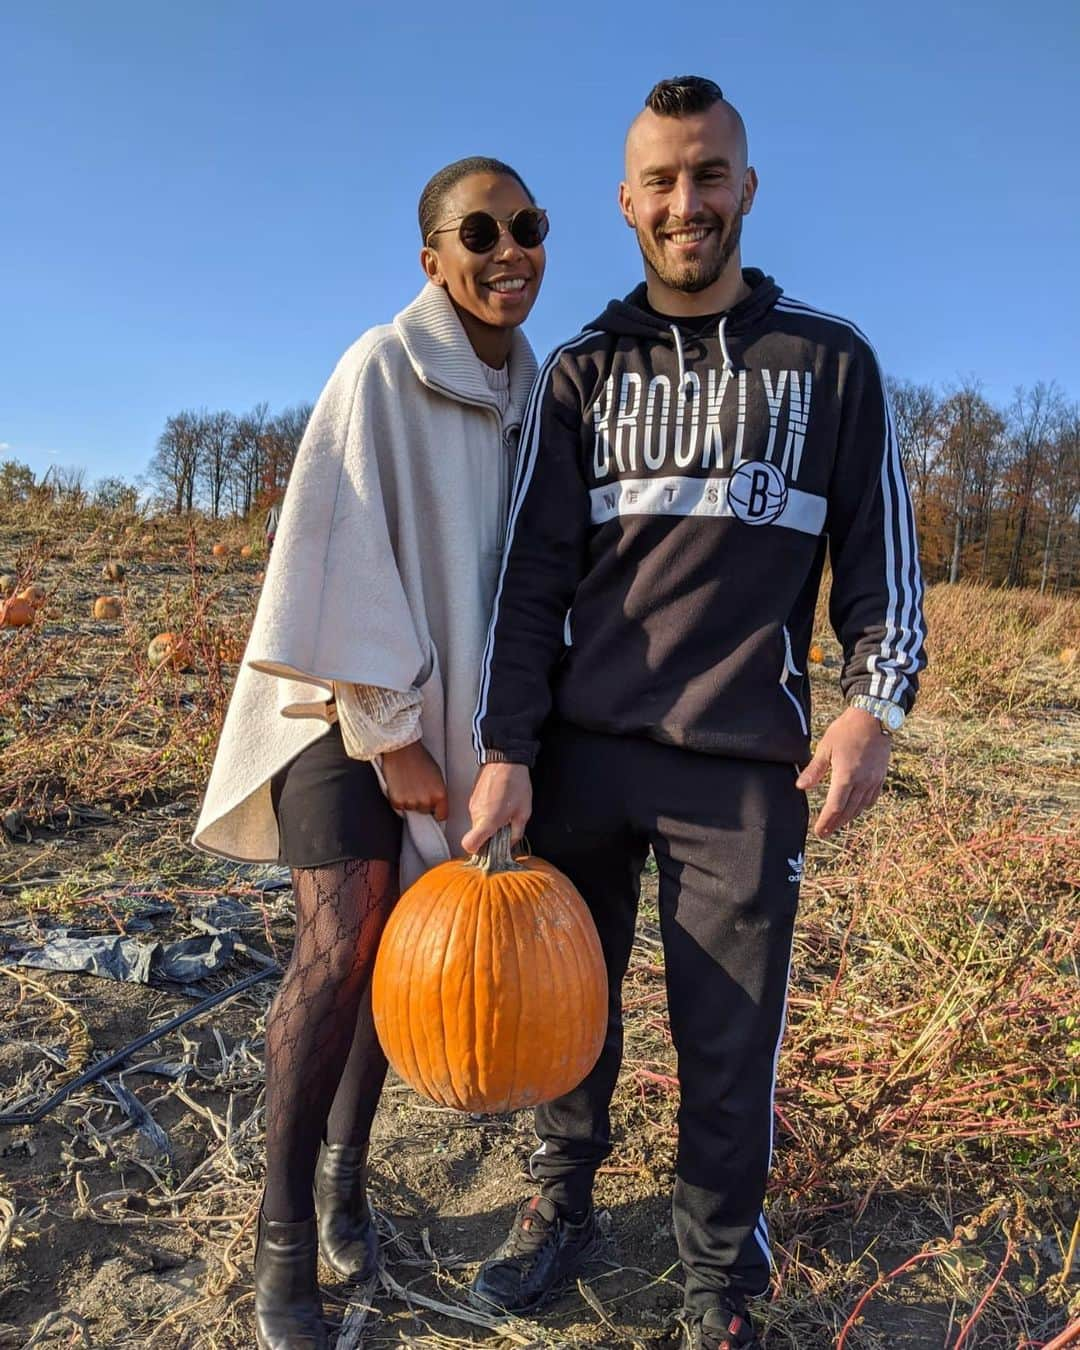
[939,382,1003,583]
[1039,404,1080,592]
[227,401,269,517]
[149,411,202,514]
[1005,383,1062,587]
[888,378,942,520]
[196,410,236,519]
[260,403,313,502]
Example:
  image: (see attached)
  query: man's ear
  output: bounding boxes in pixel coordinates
[741,166,759,216]
[618,181,637,229]
[421,246,445,286]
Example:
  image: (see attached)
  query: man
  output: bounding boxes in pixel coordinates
[463,76,926,1350]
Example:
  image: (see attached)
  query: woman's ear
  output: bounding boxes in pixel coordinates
[421,246,445,286]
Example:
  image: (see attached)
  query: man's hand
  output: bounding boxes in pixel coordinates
[796,706,892,838]
[382,741,449,820]
[462,763,532,854]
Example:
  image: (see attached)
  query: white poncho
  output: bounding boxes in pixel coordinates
[192,283,537,886]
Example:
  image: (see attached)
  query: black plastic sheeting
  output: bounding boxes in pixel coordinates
[17,931,236,984]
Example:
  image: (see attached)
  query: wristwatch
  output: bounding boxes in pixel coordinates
[849,694,906,734]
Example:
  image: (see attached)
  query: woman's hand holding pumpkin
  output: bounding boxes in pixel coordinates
[462,763,532,853]
[382,741,449,820]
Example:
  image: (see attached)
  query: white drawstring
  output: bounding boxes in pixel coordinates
[670,324,693,398]
[717,315,735,374]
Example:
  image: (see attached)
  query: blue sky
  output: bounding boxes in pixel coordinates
[3,1,1078,487]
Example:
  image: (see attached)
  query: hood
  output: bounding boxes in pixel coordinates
[588,267,782,389]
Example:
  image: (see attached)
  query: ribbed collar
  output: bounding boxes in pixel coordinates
[393,283,538,429]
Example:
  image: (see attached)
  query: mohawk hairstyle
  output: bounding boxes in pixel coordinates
[644,75,725,117]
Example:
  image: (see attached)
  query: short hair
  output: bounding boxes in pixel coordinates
[418,157,535,244]
[644,76,725,118]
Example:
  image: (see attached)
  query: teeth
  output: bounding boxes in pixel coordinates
[489,278,526,293]
[669,229,709,244]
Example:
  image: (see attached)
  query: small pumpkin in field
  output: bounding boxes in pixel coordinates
[101,560,126,582]
[372,827,608,1113]
[1,596,36,628]
[19,583,47,609]
[0,574,16,597]
[148,631,194,671]
[93,596,123,620]
[808,643,825,664]
[239,543,254,559]
[211,542,229,559]
[1060,646,1077,667]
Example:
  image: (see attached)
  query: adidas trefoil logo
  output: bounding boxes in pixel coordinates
[787,852,805,885]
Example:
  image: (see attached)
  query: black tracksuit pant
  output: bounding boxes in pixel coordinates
[526,721,807,1311]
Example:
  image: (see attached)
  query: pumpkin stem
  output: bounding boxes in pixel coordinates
[471,824,526,874]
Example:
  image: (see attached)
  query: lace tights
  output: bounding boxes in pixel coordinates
[262,858,397,1222]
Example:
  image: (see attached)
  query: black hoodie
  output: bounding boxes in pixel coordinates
[473,270,926,768]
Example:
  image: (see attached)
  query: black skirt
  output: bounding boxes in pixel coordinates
[270,722,403,868]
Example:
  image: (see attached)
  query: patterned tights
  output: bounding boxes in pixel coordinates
[262,858,397,1222]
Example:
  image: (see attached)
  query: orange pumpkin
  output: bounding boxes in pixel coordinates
[1060,646,1078,667]
[240,543,254,559]
[1,596,36,628]
[147,632,194,671]
[19,583,47,609]
[93,596,122,620]
[211,542,229,558]
[372,828,608,1113]
[808,643,825,664]
[101,560,126,582]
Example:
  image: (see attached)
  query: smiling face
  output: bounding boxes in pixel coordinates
[620,102,757,308]
[421,172,545,362]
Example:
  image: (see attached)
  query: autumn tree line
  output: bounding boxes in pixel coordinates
[1,379,1078,592]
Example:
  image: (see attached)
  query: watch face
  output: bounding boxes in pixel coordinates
[884,704,904,732]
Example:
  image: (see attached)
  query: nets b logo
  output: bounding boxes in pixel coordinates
[728,461,788,526]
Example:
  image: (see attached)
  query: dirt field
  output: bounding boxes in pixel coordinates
[1,511,1077,1348]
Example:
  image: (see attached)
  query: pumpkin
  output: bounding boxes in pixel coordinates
[101,560,126,582]
[240,544,254,559]
[19,583,47,609]
[93,596,123,620]
[808,643,825,664]
[0,574,16,597]
[147,632,194,671]
[1060,647,1078,667]
[211,542,229,558]
[1,596,36,628]
[372,827,607,1113]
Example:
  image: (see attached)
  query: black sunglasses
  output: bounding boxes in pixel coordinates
[426,207,549,254]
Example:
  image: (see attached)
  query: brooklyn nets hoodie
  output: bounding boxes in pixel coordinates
[474,269,926,768]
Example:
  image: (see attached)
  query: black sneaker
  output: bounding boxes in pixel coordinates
[680,1300,762,1350]
[469,1194,602,1314]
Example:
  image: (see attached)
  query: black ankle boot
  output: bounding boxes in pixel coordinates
[315,1143,380,1281]
[254,1208,328,1349]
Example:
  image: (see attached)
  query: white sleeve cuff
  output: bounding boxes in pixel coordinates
[333,682,423,760]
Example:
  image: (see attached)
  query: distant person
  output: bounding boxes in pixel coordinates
[263,500,280,553]
[463,78,926,1350]
[193,157,546,1349]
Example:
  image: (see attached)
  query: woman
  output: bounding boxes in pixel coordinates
[193,157,546,1349]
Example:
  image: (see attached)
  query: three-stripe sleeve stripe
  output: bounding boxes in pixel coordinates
[472,331,603,762]
[774,299,924,703]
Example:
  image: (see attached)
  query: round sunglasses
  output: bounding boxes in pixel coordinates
[426,206,549,254]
